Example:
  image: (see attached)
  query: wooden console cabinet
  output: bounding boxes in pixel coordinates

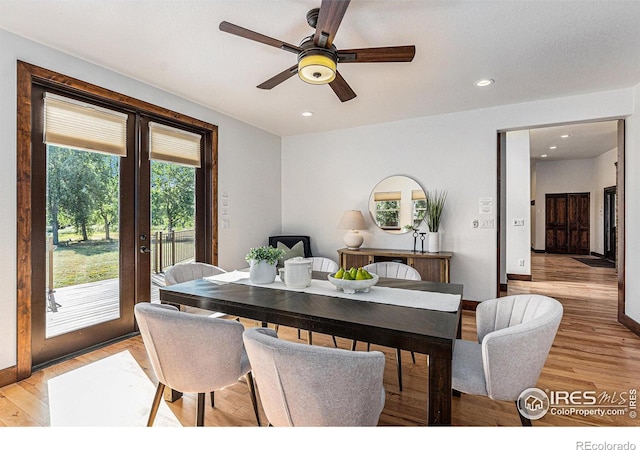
[337,248,453,283]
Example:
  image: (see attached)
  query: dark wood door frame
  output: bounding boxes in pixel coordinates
[604,185,617,262]
[14,61,218,383]
[497,120,639,337]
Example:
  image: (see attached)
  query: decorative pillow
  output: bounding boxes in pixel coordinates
[276,241,305,267]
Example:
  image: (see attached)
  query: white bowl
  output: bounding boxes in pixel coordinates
[327,273,379,294]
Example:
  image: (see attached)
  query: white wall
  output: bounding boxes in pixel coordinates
[593,148,618,256]
[505,130,531,276]
[533,158,596,251]
[624,83,640,322]
[0,30,282,370]
[282,88,634,304]
[531,152,616,255]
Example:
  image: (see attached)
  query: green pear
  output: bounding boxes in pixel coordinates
[349,267,357,279]
[343,271,354,280]
[362,269,373,279]
[355,268,367,280]
[334,268,345,279]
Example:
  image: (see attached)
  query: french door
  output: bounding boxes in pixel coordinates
[27,82,213,369]
[545,192,590,255]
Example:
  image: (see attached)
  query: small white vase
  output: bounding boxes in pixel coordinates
[249,260,277,284]
[427,232,440,253]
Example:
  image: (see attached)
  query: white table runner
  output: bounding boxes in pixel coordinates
[204,270,460,312]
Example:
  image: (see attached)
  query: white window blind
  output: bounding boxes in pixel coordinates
[149,122,202,167]
[412,190,426,200]
[44,92,128,156]
[374,191,401,202]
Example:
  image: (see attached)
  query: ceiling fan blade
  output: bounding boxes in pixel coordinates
[338,46,416,63]
[313,0,351,48]
[329,71,356,102]
[219,21,301,54]
[257,65,299,90]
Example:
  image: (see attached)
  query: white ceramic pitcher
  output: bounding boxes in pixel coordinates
[279,257,313,289]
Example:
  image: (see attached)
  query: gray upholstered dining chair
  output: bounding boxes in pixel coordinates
[310,256,339,273]
[452,294,563,425]
[364,261,421,280]
[164,262,230,318]
[243,327,386,426]
[351,261,421,391]
[134,302,261,427]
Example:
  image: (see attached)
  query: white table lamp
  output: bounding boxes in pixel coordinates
[338,210,367,249]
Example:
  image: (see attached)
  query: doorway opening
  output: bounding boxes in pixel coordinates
[497,119,628,329]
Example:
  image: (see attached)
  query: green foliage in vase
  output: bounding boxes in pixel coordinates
[245,246,286,265]
[426,189,447,232]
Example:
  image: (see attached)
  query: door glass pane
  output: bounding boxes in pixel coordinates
[150,160,196,300]
[46,145,121,338]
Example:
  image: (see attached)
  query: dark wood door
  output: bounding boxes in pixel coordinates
[545,194,568,253]
[545,192,590,255]
[568,193,590,255]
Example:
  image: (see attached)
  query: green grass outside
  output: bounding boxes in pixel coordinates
[49,229,195,288]
[50,240,119,288]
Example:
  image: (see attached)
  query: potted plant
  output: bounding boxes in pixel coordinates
[425,189,447,253]
[245,246,286,284]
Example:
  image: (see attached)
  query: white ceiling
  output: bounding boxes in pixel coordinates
[1,0,640,140]
[529,121,619,162]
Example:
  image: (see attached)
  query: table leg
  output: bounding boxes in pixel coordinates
[428,355,452,425]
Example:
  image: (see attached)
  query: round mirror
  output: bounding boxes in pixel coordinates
[368,175,426,234]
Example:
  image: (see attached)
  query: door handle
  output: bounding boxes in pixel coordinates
[140,246,152,254]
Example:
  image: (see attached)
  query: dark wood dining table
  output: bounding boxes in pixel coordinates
[159,271,463,426]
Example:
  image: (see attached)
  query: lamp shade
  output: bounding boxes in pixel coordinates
[338,210,366,230]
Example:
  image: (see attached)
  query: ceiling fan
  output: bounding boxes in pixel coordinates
[219,0,416,102]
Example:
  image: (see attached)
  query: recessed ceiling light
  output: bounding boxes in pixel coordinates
[475,79,494,87]
[541,154,548,158]
[561,134,570,138]
[301,111,314,117]
[549,146,557,150]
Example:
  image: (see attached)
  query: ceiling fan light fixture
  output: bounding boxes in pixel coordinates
[298,53,337,85]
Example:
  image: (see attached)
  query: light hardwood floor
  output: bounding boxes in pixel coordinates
[1,253,638,428]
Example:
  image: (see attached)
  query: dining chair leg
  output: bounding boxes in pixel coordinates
[516,401,532,426]
[297,329,301,339]
[307,331,313,345]
[351,340,357,351]
[245,371,261,426]
[411,351,416,364]
[332,336,338,347]
[147,382,165,427]
[210,391,215,408]
[196,393,206,426]
[396,349,403,392]
[366,343,371,351]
